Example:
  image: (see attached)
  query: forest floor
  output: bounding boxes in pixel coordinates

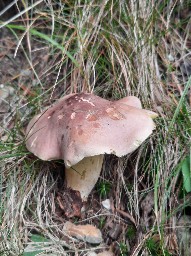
[0,1,191,255]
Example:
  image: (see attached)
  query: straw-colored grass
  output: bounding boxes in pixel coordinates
[0,1,190,255]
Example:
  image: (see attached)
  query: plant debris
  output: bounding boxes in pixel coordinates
[63,221,103,244]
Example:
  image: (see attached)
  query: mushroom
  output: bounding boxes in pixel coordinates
[25,93,157,200]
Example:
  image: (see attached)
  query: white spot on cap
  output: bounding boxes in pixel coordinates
[71,112,76,119]
[48,116,51,119]
[80,97,95,106]
[58,115,64,120]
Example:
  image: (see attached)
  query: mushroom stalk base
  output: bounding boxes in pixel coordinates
[65,155,104,201]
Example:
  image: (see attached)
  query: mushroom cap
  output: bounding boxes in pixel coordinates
[116,95,142,109]
[26,93,157,167]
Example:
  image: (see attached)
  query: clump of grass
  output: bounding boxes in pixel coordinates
[97,180,111,198]
[0,1,190,255]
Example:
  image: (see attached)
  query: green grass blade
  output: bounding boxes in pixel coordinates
[5,24,79,67]
[182,155,191,193]
[23,235,50,256]
[169,75,191,130]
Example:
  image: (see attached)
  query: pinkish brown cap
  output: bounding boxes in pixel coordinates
[26,93,157,167]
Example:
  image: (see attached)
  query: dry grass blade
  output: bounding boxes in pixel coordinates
[0,0,191,255]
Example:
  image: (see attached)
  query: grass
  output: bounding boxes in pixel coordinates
[0,0,191,255]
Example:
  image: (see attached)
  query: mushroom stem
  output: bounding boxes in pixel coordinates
[65,155,104,201]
